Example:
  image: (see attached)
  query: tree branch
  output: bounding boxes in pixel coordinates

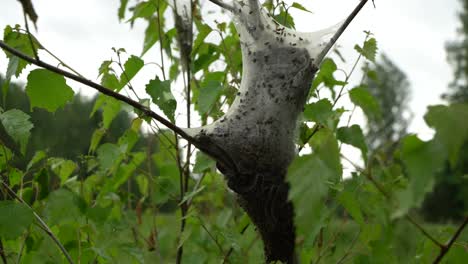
[316,0,369,63]
[207,0,236,12]
[0,39,238,172]
[433,216,468,264]
[0,40,191,142]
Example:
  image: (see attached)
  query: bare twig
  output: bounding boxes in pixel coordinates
[316,0,369,63]
[433,216,468,264]
[207,0,236,12]
[0,238,7,264]
[0,180,75,264]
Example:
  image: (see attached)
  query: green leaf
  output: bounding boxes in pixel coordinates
[34,168,49,200]
[89,127,105,154]
[309,128,343,181]
[136,174,148,196]
[355,38,378,62]
[145,77,176,121]
[142,19,160,56]
[44,189,85,225]
[303,99,333,125]
[394,135,444,218]
[424,104,468,167]
[98,60,113,77]
[27,150,47,171]
[349,85,381,120]
[8,168,23,187]
[49,158,77,185]
[3,25,42,76]
[192,22,213,55]
[25,69,74,112]
[291,2,312,13]
[0,109,33,154]
[196,71,224,115]
[337,125,368,159]
[119,55,144,89]
[127,1,157,22]
[311,58,347,92]
[97,143,123,172]
[0,201,33,239]
[193,152,216,173]
[91,95,122,129]
[118,0,129,20]
[337,190,365,225]
[287,154,331,243]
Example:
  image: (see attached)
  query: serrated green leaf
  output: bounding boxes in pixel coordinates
[196,71,224,115]
[311,58,347,93]
[26,69,74,112]
[303,99,333,124]
[355,38,378,62]
[145,77,176,121]
[98,60,113,77]
[3,25,42,76]
[119,55,144,89]
[291,2,312,13]
[337,125,368,159]
[0,201,33,239]
[349,85,381,120]
[0,109,33,154]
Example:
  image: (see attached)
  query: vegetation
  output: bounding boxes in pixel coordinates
[0,0,466,263]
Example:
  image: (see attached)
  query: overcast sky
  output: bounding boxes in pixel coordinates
[0,0,462,141]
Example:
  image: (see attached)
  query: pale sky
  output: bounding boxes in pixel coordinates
[0,0,461,142]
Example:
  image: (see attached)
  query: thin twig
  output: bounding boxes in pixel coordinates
[22,7,38,60]
[208,0,236,12]
[222,223,250,263]
[316,0,369,63]
[0,40,192,143]
[433,216,468,264]
[0,238,7,264]
[0,180,75,264]
[197,217,225,255]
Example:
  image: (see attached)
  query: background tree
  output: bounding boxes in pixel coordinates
[420,0,468,222]
[364,54,411,157]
